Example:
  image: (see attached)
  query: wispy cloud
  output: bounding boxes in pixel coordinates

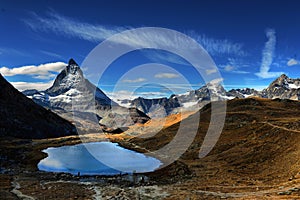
[25,12,194,49]
[209,78,224,85]
[187,31,246,56]
[287,58,299,66]
[10,80,54,91]
[108,90,137,99]
[223,64,250,74]
[143,50,190,66]
[256,29,283,78]
[205,68,217,75]
[24,11,246,58]
[224,65,234,71]
[154,73,180,79]
[40,50,63,59]
[107,90,170,100]
[122,78,147,83]
[24,11,128,43]
[0,62,66,79]
[0,47,31,57]
[220,58,250,74]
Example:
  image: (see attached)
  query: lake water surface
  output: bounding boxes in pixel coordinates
[38,142,162,175]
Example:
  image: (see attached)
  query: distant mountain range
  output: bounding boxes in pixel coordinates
[1,58,300,138]
[20,58,300,130]
[120,74,300,117]
[23,59,300,120]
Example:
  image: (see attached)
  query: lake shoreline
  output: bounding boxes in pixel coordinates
[38,141,162,176]
[0,134,176,185]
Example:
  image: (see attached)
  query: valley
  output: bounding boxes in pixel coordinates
[3,1,300,199]
[1,60,300,199]
[1,97,300,199]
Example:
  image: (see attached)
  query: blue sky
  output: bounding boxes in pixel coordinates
[1,0,300,98]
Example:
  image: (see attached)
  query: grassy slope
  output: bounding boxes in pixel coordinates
[2,97,300,199]
[129,98,300,188]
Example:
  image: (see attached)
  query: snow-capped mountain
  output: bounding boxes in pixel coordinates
[24,59,149,133]
[129,82,238,117]
[26,59,112,111]
[261,74,300,100]
[129,97,181,118]
[127,74,300,117]
[226,88,260,99]
[24,60,300,123]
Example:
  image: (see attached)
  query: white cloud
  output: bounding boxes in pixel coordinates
[256,29,284,79]
[24,11,127,43]
[187,31,246,56]
[0,47,31,57]
[205,68,217,75]
[287,58,299,66]
[224,65,234,71]
[209,78,224,85]
[10,80,54,91]
[106,90,170,101]
[223,65,250,74]
[0,62,66,79]
[106,90,138,101]
[143,51,190,66]
[25,12,191,50]
[234,70,250,74]
[24,11,246,57]
[154,73,180,79]
[122,78,147,83]
[40,50,63,58]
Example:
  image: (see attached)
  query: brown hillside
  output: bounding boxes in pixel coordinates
[127,97,300,197]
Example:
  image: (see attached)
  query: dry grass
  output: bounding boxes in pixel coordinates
[2,97,300,199]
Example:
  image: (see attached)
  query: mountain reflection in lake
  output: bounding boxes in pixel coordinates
[38,142,162,175]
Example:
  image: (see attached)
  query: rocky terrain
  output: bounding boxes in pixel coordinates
[24,59,150,133]
[261,74,300,99]
[0,74,76,139]
[1,97,300,199]
[126,97,300,199]
[125,74,300,117]
[1,67,300,199]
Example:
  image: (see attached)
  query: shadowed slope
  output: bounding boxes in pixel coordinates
[0,74,76,139]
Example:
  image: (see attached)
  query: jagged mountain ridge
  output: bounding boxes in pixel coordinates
[23,58,300,123]
[25,59,149,133]
[261,74,300,100]
[126,74,300,117]
[0,74,76,139]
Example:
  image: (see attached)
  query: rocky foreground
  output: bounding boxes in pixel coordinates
[1,98,300,199]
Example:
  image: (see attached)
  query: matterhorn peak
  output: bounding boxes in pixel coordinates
[46,58,84,95]
[65,58,82,75]
[68,58,78,66]
[278,74,289,80]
